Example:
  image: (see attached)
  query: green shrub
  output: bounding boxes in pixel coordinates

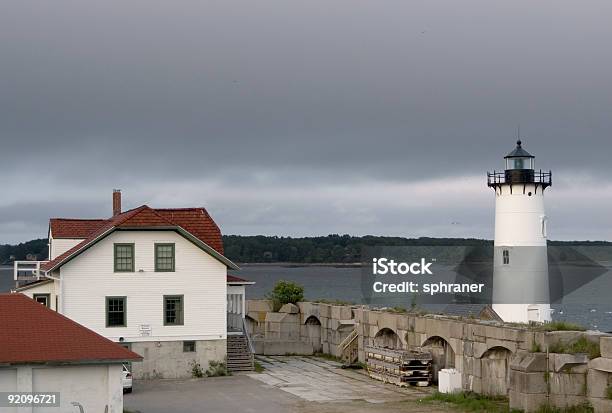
[206,360,229,377]
[606,385,612,400]
[267,280,304,312]
[190,360,204,378]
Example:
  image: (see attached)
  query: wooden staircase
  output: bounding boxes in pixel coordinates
[338,327,359,365]
[227,334,254,372]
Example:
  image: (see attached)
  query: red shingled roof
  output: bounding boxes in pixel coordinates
[50,218,107,239]
[227,274,253,284]
[0,293,142,365]
[157,208,224,254]
[42,205,232,272]
[42,206,148,272]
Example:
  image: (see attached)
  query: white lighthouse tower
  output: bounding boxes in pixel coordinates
[487,140,552,324]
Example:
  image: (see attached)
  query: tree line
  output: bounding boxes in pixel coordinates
[2,235,611,265]
[0,238,49,264]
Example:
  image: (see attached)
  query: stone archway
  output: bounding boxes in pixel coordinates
[421,336,455,383]
[302,315,323,352]
[480,346,513,396]
[373,327,402,349]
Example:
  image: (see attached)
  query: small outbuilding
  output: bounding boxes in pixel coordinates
[0,293,141,413]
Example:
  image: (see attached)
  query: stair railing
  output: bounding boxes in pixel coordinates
[241,316,255,355]
[337,327,359,364]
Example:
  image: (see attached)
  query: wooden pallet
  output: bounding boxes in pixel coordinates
[365,345,433,387]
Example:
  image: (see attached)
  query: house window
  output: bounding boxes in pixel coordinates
[155,243,175,272]
[114,244,135,272]
[164,295,184,326]
[106,296,127,327]
[183,341,196,352]
[502,249,510,265]
[33,294,50,308]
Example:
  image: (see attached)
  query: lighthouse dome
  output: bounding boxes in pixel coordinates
[505,140,534,170]
[505,140,534,159]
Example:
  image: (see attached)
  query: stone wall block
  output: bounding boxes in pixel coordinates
[463,341,473,357]
[509,390,548,413]
[279,303,299,314]
[591,397,612,413]
[549,372,587,396]
[549,394,588,410]
[549,353,589,373]
[587,368,611,398]
[509,370,548,394]
[600,337,612,359]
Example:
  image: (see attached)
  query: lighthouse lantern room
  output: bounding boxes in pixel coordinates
[487,140,552,324]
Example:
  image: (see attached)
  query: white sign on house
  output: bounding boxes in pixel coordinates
[139,324,152,337]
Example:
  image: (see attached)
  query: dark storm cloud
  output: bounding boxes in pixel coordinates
[1,0,612,242]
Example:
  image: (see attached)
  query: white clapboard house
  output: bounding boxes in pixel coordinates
[13,191,254,378]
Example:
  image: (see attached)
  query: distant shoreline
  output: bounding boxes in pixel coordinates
[236,262,362,267]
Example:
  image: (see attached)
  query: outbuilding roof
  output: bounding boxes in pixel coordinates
[0,293,142,365]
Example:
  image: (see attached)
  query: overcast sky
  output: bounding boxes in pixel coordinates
[1,0,611,244]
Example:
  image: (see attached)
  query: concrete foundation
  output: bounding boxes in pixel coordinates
[129,339,226,379]
[252,339,314,355]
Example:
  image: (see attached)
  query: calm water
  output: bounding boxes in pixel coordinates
[0,266,13,293]
[4,264,611,332]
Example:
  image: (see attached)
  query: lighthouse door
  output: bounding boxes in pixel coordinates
[527,305,540,323]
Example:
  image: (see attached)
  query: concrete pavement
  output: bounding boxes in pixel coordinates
[248,355,431,403]
[124,356,454,413]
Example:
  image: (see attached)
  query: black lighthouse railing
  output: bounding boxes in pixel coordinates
[487,170,552,189]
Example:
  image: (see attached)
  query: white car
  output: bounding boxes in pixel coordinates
[122,364,133,393]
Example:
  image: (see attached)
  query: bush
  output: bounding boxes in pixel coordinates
[606,385,612,400]
[206,360,229,377]
[267,280,304,312]
[190,360,204,378]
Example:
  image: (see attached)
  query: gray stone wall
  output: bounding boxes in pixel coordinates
[130,339,226,379]
[509,346,612,413]
[246,299,612,411]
